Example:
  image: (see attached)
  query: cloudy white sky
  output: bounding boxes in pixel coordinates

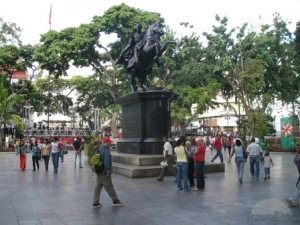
[1,0,300,46]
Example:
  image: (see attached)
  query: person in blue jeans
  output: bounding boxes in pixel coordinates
[246,138,263,180]
[50,137,60,174]
[228,138,247,183]
[59,138,66,162]
[287,145,300,207]
[211,135,223,163]
[174,138,189,191]
[31,142,40,171]
[73,135,83,168]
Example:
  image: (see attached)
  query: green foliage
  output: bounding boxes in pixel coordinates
[0,18,36,97]
[0,17,21,45]
[168,85,194,125]
[0,82,24,146]
[93,3,164,46]
[188,82,222,114]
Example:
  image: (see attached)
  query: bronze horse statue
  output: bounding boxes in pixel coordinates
[116,23,179,92]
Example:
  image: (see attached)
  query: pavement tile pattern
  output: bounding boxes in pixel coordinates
[0,150,299,225]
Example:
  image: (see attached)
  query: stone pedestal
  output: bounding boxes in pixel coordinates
[111,152,225,178]
[115,87,175,155]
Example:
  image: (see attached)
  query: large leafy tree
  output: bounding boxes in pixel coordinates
[68,75,115,129]
[0,17,36,94]
[180,14,295,137]
[34,76,74,117]
[34,4,164,137]
[0,18,42,138]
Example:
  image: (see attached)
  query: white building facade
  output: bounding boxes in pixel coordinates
[194,95,246,135]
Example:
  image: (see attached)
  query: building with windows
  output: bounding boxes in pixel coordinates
[194,95,246,135]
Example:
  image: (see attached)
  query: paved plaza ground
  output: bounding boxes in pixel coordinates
[0,150,300,225]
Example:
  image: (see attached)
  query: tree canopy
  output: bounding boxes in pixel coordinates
[2,4,300,139]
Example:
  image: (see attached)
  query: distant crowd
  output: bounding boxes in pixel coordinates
[15,135,84,173]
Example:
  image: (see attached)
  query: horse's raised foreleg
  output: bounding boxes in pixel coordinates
[159,41,178,55]
[144,43,160,55]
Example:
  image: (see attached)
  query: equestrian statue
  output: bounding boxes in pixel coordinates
[116,22,179,92]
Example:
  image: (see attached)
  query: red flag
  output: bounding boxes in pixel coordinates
[49,4,52,25]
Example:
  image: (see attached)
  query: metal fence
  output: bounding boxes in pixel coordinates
[22,129,99,138]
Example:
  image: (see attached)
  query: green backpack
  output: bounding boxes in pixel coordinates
[90,153,104,174]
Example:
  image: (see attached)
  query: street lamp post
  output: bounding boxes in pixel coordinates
[225,114,230,127]
[92,108,100,131]
[23,105,33,130]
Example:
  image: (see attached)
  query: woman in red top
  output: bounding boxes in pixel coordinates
[194,139,205,191]
[226,137,233,156]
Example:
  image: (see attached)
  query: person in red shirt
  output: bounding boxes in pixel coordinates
[211,135,223,163]
[194,139,206,191]
[226,137,233,156]
[59,138,66,162]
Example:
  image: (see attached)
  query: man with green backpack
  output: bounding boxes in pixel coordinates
[92,137,123,208]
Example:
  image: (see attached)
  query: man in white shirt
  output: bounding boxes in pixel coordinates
[157,136,177,181]
[246,137,263,180]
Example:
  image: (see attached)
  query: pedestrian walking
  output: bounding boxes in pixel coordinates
[31,142,40,171]
[50,137,60,174]
[227,137,233,156]
[41,139,51,171]
[157,136,177,182]
[211,135,223,163]
[73,135,83,168]
[16,140,27,171]
[228,138,247,183]
[287,144,300,206]
[263,152,273,180]
[246,138,263,180]
[93,137,123,208]
[59,138,66,162]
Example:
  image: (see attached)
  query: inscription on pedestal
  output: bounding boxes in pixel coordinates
[116,89,174,154]
[150,107,170,135]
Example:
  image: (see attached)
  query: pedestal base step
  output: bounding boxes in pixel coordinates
[112,162,225,178]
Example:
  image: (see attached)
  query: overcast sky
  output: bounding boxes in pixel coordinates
[1,0,300,46]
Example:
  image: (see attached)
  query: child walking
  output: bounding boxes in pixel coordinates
[263,152,273,180]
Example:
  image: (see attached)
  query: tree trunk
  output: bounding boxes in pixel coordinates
[111,111,118,138]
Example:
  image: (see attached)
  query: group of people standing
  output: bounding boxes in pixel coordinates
[15,135,84,173]
[156,135,274,190]
[157,136,205,191]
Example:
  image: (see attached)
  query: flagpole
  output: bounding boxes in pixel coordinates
[49,4,52,31]
[47,3,52,129]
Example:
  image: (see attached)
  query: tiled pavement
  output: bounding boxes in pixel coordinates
[0,150,300,225]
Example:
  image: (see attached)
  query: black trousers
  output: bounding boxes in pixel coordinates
[32,156,39,170]
[42,155,50,170]
[195,162,205,189]
[188,159,195,185]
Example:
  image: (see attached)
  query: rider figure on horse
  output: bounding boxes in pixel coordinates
[116,22,178,92]
[117,23,144,67]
